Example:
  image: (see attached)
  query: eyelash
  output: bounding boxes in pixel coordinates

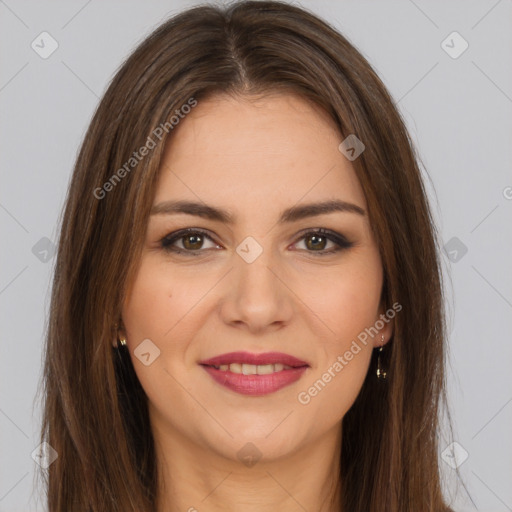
[160,228,353,257]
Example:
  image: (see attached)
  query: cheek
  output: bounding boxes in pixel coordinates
[123,261,171,341]
[292,254,382,420]
[122,257,211,343]
[296,255,383,348]
[121,258,212,403]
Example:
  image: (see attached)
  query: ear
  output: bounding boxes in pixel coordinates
[373,298,397,349]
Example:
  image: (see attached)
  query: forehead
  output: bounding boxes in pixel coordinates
[154,93,367,214]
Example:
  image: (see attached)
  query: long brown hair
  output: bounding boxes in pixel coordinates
[38,1,454,510]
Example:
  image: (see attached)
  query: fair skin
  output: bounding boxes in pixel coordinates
[121,93,393,512]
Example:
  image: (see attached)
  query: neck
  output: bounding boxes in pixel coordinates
[153,420,343,512]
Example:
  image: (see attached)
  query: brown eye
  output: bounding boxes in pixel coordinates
[182,234,204,250]
[161,228,220,254]
[293,229,354,255]
[305,234,328,251]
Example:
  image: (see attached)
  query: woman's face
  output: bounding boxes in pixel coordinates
[122,93,392,462]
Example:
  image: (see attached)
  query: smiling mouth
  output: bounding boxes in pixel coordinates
[204,362,301,374]
[200,363,309,396]
[199,352,310,396]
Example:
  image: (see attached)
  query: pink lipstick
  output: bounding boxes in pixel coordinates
[199,351,309,396]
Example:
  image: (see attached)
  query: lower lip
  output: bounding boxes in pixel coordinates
[201,365,308,396]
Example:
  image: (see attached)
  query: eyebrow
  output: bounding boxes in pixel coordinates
[150,199,365,223]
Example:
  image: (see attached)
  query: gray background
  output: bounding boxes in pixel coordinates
[1,1,511,510]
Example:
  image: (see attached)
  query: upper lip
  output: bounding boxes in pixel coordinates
[199,351,309,368]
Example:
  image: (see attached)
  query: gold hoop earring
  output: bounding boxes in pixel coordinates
[114,321,127,349]
[376,335,387,380]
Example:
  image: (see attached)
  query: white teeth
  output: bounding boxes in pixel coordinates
[213,363,294,374]
[256,364,274,375]
[242,364,257,375]
[230,363,243,374]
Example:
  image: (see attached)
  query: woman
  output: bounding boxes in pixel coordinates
[40,1,454,510]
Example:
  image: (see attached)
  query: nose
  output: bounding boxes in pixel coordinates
[218,247,294,334]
